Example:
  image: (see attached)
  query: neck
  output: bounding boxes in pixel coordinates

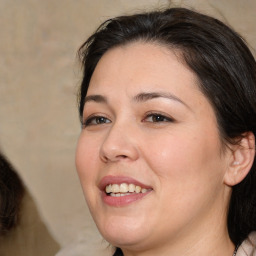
[123,233,235,256]
[122,194,235,256]
[122,231,235,256]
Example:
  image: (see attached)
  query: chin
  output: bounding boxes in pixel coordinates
[97,214,151,248]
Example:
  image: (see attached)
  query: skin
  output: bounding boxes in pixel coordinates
[76,42,236,255]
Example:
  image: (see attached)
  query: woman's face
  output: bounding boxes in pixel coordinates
[76,42,231,253]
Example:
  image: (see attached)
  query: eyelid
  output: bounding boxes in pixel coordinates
[142,111,175,123]
[82,113,112,128]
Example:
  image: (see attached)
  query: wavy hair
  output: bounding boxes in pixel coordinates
[78,8,256,254]
[0,152,24,235]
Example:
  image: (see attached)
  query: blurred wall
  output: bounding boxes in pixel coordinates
[0,0,255,255]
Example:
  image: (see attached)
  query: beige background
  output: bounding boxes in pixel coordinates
[0,0,255,255]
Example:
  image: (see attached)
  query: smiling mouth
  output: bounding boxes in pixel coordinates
[105,183,152,197]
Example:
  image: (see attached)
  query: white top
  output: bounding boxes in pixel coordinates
[237,232,256,256]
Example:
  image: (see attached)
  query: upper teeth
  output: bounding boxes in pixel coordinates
[105,183,149,194]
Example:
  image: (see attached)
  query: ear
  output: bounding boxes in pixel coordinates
[224,132,255,186]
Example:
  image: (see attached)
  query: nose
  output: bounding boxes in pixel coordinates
[99,121,139,163]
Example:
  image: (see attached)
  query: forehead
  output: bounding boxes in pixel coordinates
[88,42,200,97]
[85,42,219,137]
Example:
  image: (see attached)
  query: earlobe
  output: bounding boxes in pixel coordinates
[224,132,255,186]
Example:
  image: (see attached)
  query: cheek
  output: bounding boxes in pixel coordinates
[142,131,226,228]
[75,134,100,193]
[75,135,104,221]
[144,129,223,188]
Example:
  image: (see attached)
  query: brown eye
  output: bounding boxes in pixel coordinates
[84,116,111,127]
[144,113,173,123]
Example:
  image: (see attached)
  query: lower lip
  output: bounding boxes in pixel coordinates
[102,191,151,207]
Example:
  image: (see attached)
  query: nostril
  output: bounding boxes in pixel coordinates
[102,155,109,162]
[99,132,139,162]
[101,154,128,163]
[118,155,128,159]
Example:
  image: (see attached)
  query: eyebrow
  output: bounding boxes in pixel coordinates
[84,91,189,109]
[133,92,189,108]
[84,95,108,104]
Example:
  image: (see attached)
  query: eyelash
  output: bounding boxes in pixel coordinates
[143,112,174,123]
[82,112,174,128]
[83,115,111,127]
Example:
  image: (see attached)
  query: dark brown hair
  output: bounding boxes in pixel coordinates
[78,7,256,253]
[0,152,24,235]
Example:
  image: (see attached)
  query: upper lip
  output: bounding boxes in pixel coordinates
[98,175,152,191]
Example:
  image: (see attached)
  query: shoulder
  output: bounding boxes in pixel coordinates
[236,232,256,256]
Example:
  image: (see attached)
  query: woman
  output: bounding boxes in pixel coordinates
[0,152,24,235]
[76,8,256,256]
[0,152,60,255]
